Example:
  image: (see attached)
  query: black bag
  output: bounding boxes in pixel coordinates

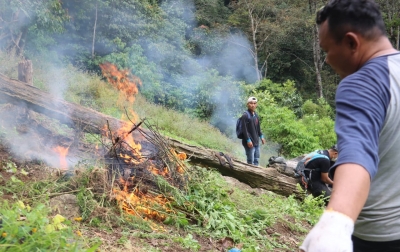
[235,111,251,139]
[268,156,286,165]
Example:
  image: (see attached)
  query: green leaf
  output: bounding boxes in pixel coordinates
[85,242,102,252]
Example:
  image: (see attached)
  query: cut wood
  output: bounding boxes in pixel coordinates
[0,73,301,197]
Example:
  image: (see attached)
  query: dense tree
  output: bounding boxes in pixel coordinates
[0,0,68,56]
[194,0,232,28]
[227,0,307,81]
[308,0,326,99]
[377,0,400,49]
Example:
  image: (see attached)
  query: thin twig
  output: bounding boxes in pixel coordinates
[28,188,93,200]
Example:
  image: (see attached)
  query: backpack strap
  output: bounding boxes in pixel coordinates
[244,110,251,119]
[304,151,329,166]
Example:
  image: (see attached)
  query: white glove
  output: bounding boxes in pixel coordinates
[300,209,354,252]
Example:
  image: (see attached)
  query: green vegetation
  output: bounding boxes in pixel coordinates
[247,80,336,157]
[0,201,100,252]
[0,159,325,251]
[0,160,100,251]
[163,167,325,251]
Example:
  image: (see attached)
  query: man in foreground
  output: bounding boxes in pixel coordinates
[240,97,265,166]
[300,0,400,251]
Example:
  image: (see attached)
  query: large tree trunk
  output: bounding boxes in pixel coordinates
[309,0,324,99]
[0,73,301,197]
[169,139,300,197]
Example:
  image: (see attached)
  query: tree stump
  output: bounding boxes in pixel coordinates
[18,60,33,85]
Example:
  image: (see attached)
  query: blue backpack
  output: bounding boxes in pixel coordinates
[236,111,252,139]
[294,150,329,188]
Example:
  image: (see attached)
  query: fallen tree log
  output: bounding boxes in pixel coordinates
[0,73,135,138]
[0,73,301,197]
[268,159,301,178]
[169,139,301,197]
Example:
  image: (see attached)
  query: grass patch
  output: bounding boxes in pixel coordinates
[0,149,318,251]
[155,166,324,251]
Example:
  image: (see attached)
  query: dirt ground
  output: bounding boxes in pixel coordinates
[0,142,307,252]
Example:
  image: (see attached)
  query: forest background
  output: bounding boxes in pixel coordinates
[1,0,400,159]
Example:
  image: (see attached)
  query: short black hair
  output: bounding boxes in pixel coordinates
[316,0,386,42]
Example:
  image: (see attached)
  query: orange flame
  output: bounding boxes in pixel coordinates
[177,152,187,161]
[116,122,142,157]
[99,62,142,104]
[113,179,173,224]
[100,63,186,225]
[53,146,69,170]
[100,63,142,155]
[149,166,169,176]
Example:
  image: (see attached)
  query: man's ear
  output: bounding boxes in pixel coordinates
[344,32,359,51]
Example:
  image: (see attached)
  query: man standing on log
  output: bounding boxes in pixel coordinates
[300,1,400,251]
[240,96,265,166]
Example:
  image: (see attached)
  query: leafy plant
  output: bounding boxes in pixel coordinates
[174,234,201,251]
[157,166,320,250]
[0,200,100,251]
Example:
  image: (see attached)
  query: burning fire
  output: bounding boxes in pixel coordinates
[176,152,187,161]
[116,121,142,157]
[113,178,173,223]
[100,62,142,156]
[149,166,169,176]
[53,146,69,170]
[118,153,141,165]
[100,62,188,226]
[99,62,142,104]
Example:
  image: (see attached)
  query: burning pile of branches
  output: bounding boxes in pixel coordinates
[98,62,189,224]
[101,118,189,224]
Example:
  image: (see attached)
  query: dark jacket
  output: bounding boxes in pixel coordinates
[241,110,263,146]
[304,150,332,181]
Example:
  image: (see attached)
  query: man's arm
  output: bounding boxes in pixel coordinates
[320,172,333,185]
[320,158,334,185]
[300,163,370,251]
[241,113,253,147]
[328,163,370,221]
